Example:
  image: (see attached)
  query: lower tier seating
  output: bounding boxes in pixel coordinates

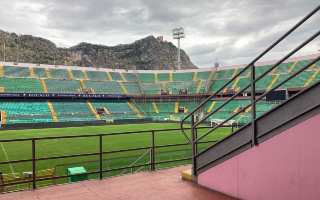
[0,99,280,124]
[0,101,52,124]
[52,101,96,122]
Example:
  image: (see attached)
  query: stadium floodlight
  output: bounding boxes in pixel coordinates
[172,27,185,70]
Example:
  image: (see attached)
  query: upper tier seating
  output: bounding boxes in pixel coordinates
[110,72,122,81]
[33,68,47,78]
[197,71,211,80]
[86,71,108,81]
[122,82,141,94]
[137,73,155,83]
[46,79,81,93]
[123,73,137,81]
[84,80,123,94]
[0,77,43,93]
[71,70,86,79]
[50,68,68,79]
[158,73,170,82]
[4,66,30,77]
[172,72,193,81]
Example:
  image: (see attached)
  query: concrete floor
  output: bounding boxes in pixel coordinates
[0,166,235,200]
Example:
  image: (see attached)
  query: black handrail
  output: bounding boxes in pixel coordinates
[193,28,320,128]
[195,55,320,144]
[0,126,225,192]
[180,4,320,140]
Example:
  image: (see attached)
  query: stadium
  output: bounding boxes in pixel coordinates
[0,2,319,200]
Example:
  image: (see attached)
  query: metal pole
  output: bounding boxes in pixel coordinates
[191,115,197,177]
[250,64,257,146]
[231,123,234,133]
[32,139,36,190]
[99,135,103,180]
[150,130,155,171]
[0,172,4,193]
[177,38,181,70]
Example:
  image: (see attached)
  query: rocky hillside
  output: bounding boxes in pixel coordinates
[0,30,196,70]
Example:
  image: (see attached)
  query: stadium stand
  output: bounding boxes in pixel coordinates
[52,101,96,122]
[46,79,81,93]
[0,77,43,93]
[33,67,47,78]
[84,80,123,94]
[86,71,108,81]
[137,73,155,83]
[50,68,69,79]
[0,101,52,124]
[4,66,30,77]
[71,70,85,80]
[0,55,319,125]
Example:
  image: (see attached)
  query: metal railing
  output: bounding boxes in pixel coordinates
[180,4,320,176]
[0,126,223,192]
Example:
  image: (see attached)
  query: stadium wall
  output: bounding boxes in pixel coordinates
[0,120,107,130]
[0,118,157,130]
[198,112,320,200]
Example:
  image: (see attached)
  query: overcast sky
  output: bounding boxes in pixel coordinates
[0,0,319,68]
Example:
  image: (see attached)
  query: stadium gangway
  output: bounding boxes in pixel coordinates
[180,4,320,176]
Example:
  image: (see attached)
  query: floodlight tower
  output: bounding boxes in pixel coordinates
[172,27,185,70]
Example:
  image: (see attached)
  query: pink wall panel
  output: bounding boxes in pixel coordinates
[198,114,320,200]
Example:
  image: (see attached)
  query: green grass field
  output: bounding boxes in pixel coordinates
[0,123,231,190]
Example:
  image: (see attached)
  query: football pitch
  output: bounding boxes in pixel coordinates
[0,123,231,189]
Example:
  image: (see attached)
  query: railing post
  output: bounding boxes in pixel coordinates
[150,130,155,171]
[191,115,197,177]
[0,172,4,193]
[250,64,257,146]
[32,139,36,190]
[99,135,103,180]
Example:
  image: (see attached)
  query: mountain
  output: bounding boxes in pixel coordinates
[0,30,197,70]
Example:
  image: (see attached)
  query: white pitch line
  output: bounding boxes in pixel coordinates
[0,143,15,174]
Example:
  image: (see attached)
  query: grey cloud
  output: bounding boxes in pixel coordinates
[0,0,319,67]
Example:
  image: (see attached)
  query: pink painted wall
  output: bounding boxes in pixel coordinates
[198,113,320,200]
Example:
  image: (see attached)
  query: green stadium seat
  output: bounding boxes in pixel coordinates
[158,73,170,82]
[122,82,141,94]
[50,68,68,79]
[4,66,30,77]
[197,71,210,80]
[72,70,85,79]
[141,83,161,95]
[123,73,137,81]
[52,101,96,122]
[0,77,43,93]
[0,101,52,124]
[86,71,108,81]
[84,80,123,94]
[33,68,47,78]
[137,73,155,83]
[172,72,193,81]
[110,72,122,81]
[46,79,81,93]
